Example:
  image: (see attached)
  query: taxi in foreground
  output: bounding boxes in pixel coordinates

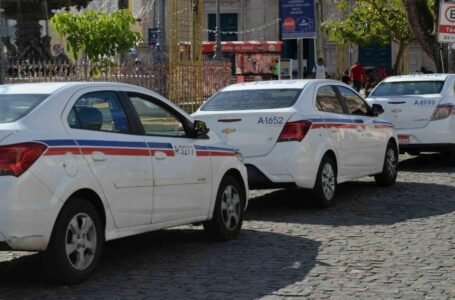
[366,74,455,156]
[0,82,248,283]
[193,80,398,207]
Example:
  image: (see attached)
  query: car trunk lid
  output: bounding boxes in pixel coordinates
[195,110,295,157]
[368,95,441,129]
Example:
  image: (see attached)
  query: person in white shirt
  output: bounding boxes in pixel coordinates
[312,57,327,79]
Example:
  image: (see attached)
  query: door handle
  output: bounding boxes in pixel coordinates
[155,151,167,160]
[91,151,107,161]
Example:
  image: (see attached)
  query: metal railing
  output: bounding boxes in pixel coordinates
[1,58,232,113]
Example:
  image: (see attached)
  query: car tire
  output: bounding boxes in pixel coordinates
[312,155,337,208]
[375,142,398,186]
[43,198,104,284]
[203,175,245,241]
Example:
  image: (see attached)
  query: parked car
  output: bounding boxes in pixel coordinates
[0,82,248,283]
[193,80,398,207]
[366,74,455,156]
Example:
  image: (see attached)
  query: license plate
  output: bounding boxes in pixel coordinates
[398,135,409,144]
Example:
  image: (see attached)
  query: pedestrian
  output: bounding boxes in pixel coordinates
[272,58,280,80]
[312,57,327,79]
[350,61,364,92]
[341,70,350,85]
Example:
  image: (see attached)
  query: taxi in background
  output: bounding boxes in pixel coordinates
[193,80,398,207]
[0,82,248,283]
[367,74,455,157]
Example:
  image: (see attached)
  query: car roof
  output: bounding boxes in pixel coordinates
[0,82,141,94]
[221,79,342,91]
[382,74,453,82]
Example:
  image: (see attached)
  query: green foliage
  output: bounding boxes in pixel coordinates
[322,0,412,47]
[51,9,143,77]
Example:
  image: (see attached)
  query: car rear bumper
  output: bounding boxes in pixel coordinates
[244,141,321,189]
[0,173,63,251]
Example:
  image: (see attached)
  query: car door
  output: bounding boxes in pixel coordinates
[314,84,359,176]
[125,92,212,224]
[66,90,154,228]
[336,86,386,171]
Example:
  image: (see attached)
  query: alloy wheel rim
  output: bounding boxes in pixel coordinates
[321,163,335,200]
[386,148,397,178]
[220,185,241,231]
[65,213,97,271]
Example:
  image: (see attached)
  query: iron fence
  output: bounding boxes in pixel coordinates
[1,58,232,113]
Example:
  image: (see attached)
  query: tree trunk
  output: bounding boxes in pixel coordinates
[392,42,407,75]
[402,0,444,72]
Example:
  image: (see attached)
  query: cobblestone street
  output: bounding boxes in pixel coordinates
[0,154,454,299]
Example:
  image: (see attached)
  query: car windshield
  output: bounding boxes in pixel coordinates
[371,81,444,96]
[0,94,49,123]
[200,89,301,111]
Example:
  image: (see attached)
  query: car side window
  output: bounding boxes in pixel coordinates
[316,86,344,114]
[337,86,369,115]
[68,91,130,133]
[128,94,186,137]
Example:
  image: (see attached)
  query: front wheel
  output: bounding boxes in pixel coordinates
[43,198,104,284]
[375,142,398,186]
[312,155,337,207]
[203,175,245,241]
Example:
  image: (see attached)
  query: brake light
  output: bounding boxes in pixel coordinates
[0,143,47,177]
[277,120,312,142]
[431,104,454,121]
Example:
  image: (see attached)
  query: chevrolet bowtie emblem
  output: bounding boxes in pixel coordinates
[222,128,236,134]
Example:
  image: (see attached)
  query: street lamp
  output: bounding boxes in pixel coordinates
[213,0,222,60]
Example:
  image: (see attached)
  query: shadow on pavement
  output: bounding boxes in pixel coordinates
[246,180,455,226]
[0,229,320,299]
[399,153,455,173]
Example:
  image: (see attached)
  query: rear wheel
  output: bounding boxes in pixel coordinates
[312,155,337,207]
[203,175,245,241]
[43,198,104,284]
[375,142,398,186]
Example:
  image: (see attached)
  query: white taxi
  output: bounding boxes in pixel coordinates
[193,80,398,207]
[367,74,455,156]
[0,82,248,283]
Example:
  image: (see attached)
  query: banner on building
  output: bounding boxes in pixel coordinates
[438,2,455,43]
[148,28,159,48]
[280,0,316,39]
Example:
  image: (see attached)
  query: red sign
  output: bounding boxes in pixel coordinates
[202,41,283,54]
[283,17,296,31]
[439,25,455,33]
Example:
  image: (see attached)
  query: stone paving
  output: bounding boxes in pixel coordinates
[0,154,454,299]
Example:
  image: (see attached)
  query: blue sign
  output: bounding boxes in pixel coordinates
[148,28,159,48]
[280,0,316,39]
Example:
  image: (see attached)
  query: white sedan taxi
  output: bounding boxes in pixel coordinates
[194,80,398,206]
[367,74,455,156]
[0,82,248,283]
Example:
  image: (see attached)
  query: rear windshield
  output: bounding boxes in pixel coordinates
[200,89,301,111]
[0,94,49,123]
[371,81,444,96]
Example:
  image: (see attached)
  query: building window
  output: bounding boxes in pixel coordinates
[208,13,238,41]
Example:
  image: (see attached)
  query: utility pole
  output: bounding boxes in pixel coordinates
[213,0,222,60]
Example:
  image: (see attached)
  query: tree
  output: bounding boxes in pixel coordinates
[322,0,413,75]
[51,9,143,77]
[401,0,444,72]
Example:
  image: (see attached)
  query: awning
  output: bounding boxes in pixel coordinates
[202,41,283,54]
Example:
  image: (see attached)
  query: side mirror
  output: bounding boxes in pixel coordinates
[192,120,210,138]
[371,104,384,116]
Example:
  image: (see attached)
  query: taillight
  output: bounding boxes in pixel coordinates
[277,120,312,142]
[431,104,454,121]
[0,142,47,177]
